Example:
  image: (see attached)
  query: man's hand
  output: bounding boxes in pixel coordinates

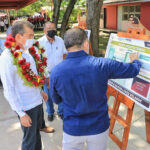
[41,91,48,102]
[46,78,49,89]
[63,54,67,60]
[130,52,139,62]
[20,114,32,127]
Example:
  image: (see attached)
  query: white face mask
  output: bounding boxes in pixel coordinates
[23,39,35,50]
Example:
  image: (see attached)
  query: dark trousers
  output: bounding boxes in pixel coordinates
[44,82,63,115]
[5,24,8,28]
[41,104,47,129]
[0,79,2,87]
[0,26,4,32]
[20,104,43,150]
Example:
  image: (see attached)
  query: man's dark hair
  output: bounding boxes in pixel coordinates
[64,28,88,49]
[11,20,34,38]
[44,21,55,27]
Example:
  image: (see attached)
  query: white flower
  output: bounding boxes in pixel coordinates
[39,45,44,49]
[18,56,23,60]
[42,53,48,58]
[44,68,49,77]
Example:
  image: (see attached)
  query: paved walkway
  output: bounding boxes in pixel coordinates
[0,87,150,150]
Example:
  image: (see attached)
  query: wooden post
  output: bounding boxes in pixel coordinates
[6,9,10,26]
[74,15,93,56]
[145,110,150,143]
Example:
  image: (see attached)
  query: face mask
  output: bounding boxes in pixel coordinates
[23,39,35,50]
[47,30,57,38]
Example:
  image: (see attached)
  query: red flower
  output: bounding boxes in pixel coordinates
[23,58,26,63]
[41,48,45,53]
[36,75,40,79]
[13,52,19,58]
[21,65,27,70]
[38,68,44,73]
[32,80,35,84]
[39,80,45,85]
[10,49,15,54]
[29,46,35,51]
[26,63,30,69]
[35,41,39,46]
[34,75,37,79]
[18,60,25,65]
[6,35,15,42]
[4,41,12,48]
[30,49,36,55]
[27,77,32,81]
[25,74,29,79]
[38,63,42,68]
[32,81,39,87]
[35,54,40,61]
[43,57,47,62]
[42,61,47,66]
[14,45,20,50]
[42,75,46,80]
[29,46,36,55]
[22,70,27,75]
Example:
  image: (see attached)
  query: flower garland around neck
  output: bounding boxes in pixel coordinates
[4,34,48,88]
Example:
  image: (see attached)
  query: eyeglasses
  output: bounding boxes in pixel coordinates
[23,33,34,39]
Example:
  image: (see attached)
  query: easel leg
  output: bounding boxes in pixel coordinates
[145,110,150,143]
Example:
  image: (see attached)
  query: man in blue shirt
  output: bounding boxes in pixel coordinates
[49,28,141,150]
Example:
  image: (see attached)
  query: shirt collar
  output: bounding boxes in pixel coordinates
[66,50,88,59]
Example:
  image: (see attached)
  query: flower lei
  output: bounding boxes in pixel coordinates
[4,34,47,88]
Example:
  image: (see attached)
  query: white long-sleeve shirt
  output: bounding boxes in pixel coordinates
[38,35,67,72]
[0,48,43,117]
[6,26,12,36]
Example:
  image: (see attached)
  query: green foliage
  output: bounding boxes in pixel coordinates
[58,0,86,25]
[9,0,51,17]
[8,0,86,24]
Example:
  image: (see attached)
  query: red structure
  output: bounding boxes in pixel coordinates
[101,0,150,31]
[0,0,37,10]
[106,6,117,30]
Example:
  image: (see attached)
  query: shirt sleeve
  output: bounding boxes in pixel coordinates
[1,58,26,117]
[104,58,141,79]
[49,72,62,104]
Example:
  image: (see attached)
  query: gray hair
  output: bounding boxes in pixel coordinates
[11,20,34,38]
[64,28,88,49]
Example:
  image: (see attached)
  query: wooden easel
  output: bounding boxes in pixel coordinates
[107,85,135,150]
[106,28,150,150]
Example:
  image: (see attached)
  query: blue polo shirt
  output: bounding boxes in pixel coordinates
[49,50,141,136]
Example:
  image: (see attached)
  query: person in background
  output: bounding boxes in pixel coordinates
[4,16,9,29]
[6,17,15,36]
[38,22,67,121]
[0,19,5,32]
[129,14,150,35]
[49,28,141,150]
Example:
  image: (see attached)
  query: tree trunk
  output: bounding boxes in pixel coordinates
[86,0,103,56]
[60,0,77,38]
[52,0,62,28]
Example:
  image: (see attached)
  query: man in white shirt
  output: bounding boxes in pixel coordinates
[0,19,5,32]
[38,22,67,121]
[4,16,9,28]
[0,20,49,150]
